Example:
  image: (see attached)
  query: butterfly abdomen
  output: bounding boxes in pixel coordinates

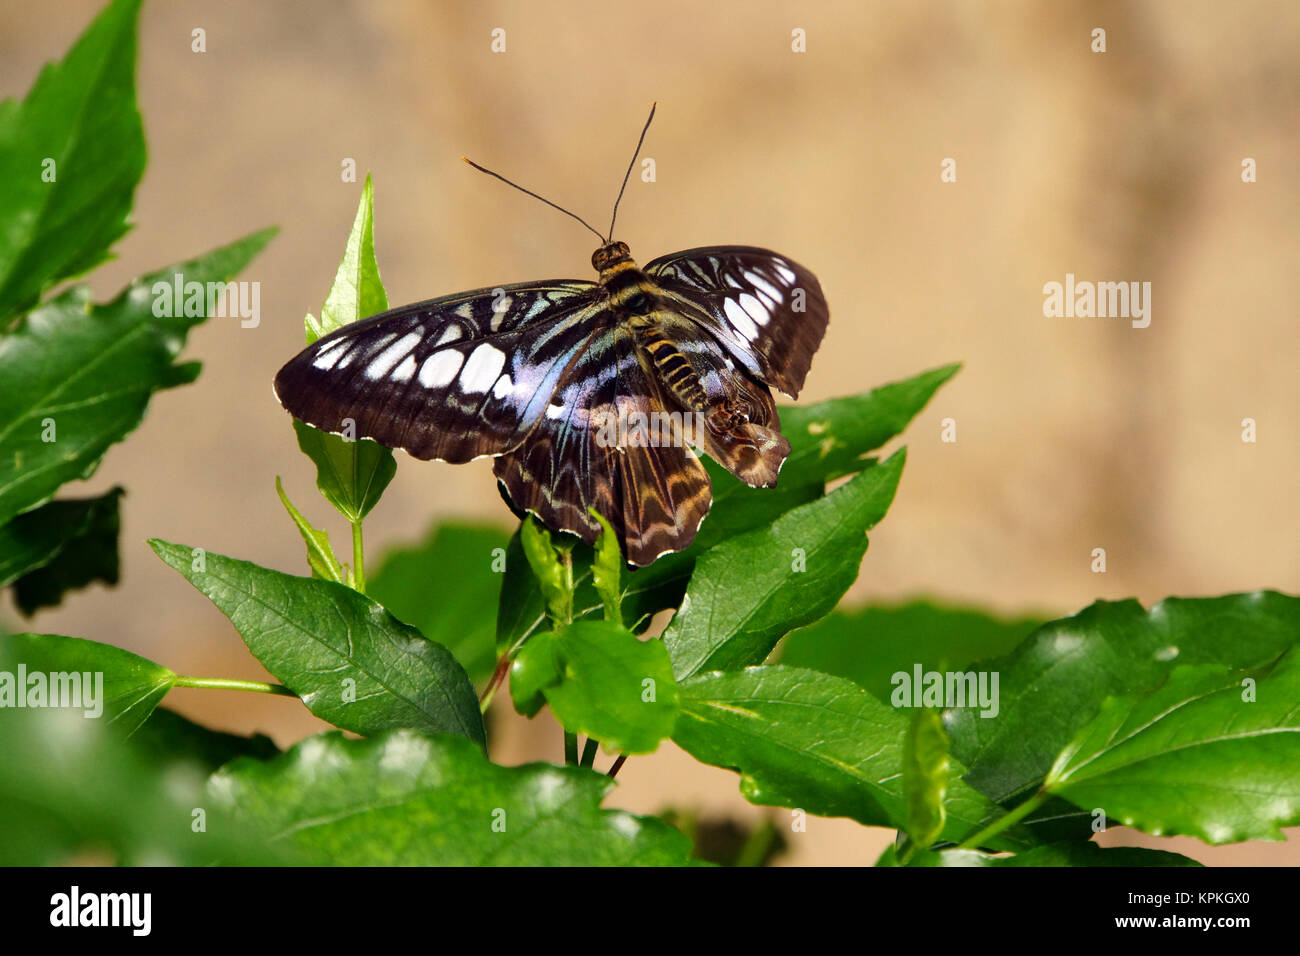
[629,317,709,411]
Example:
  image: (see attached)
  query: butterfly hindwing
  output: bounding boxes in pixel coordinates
[645,246,829,398]
[273,280,600,463]
[651,313,789,488]
[493,325,712,566]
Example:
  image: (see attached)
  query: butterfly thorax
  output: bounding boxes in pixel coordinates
[593,241,713,415]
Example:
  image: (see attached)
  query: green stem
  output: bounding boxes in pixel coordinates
[564,731,579,766]
[580,737,599,767]
[351,519,366,593]
[559,548,574,626]
[957,790,1049,850]
[895,839,917,867]
[173,676,296,696]
[734,821,778,868]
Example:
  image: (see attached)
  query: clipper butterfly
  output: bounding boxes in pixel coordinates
[274,107,828,566]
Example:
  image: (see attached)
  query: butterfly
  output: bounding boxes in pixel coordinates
[274,106,828,567]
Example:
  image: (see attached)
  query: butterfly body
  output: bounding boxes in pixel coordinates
[596,242,713,416]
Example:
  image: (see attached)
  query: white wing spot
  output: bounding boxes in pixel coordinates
[391,354,418,383]
[745,271,783,303]
[418,349,463,388]
[435,323,463,346]
[774,263,796,284]
[311,341,347,370]
[364,332,422,380]
[739,292,770,326]
[492,373,513,399]
[545,402,567,420]
[724,297,760,341]
[454,302,475,319]
[460,343,507,394]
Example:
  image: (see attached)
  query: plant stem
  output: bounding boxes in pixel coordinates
[895,839,917,866]
[173,676,296,696]
[580,737,598,767]
[564,731,579,766]
[558,548,573,626]
[479,654,510,712]
[351,519,366,593]
[734,821,778,868]
[957,790,1049,850]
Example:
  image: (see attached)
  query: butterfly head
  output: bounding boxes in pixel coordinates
[591,240,632,273]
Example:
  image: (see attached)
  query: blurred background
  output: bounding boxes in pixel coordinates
[2,0,1297,864]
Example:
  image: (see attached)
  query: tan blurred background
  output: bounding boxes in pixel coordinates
[2,0,1297,865]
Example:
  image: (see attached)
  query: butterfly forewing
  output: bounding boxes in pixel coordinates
[273,280,600,463]
[646,246,829,399]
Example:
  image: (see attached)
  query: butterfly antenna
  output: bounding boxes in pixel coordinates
[608,102,656,241]
[462,157,606,243]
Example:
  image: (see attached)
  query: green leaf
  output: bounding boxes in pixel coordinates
[672,665,1029,849]
[274,477,344,584]
[0,706,287,865]
[663,450,905,680]
[880,841,1201,867]
[0,228,276,526]
[590,509,623,622]
[495,365,958,656]
[293,175,395,524]
[368,522,510,685]
[902,709,948,850]
[495,529,628,658]
[149,538,485,748]
[1042,652,1300,844]
[209,730,694,865]
[0,0,145,320]
[0,632,174,734]
[291,420,395,524]
[307,174,388,342]
[946,591,1300,804]
[511,620,678,754]
[0,638,285,866]
[509,630,560,718]
[670,363,962,558]
[9,492,122,615]
[129,706,278,775]
[0,487,122,614]
[520,516,574,627]
[778,363,959,487]
[779,599,1045,703]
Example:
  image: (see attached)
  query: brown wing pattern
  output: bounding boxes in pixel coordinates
[493,325,711,566]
